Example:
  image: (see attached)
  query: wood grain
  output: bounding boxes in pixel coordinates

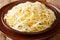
[46,0,60,9]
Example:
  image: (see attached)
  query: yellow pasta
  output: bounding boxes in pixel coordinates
[4,1,56,32]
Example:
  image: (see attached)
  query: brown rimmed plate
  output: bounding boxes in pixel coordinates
[0,0,60,40]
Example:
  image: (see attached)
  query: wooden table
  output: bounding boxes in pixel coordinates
[0,0,60,40]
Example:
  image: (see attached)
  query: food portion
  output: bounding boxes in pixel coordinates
[4,1,56,32]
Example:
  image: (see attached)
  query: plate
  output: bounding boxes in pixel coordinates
[0,0,60,40]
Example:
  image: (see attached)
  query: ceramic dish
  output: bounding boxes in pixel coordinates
[0,0,60,40]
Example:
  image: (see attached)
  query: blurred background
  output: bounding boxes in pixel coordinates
[0,0,60,40]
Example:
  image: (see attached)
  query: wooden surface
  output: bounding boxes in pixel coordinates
[0,0,60,40]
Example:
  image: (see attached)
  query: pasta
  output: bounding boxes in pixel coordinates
[4,1,56,32]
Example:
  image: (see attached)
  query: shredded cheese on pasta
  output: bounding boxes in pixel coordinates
[4,1,56,32]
